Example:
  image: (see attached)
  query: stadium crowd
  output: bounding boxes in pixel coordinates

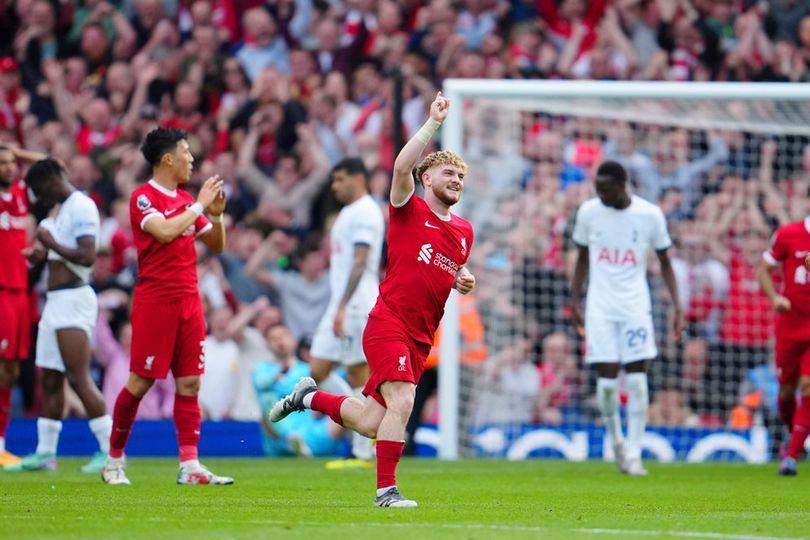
[4,0,810,452]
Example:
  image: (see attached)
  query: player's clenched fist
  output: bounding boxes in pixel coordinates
[197,174,223,209]
[429,91,450,123]
[453,266,476,295]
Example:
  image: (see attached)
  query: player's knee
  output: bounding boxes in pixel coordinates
[387,392,415,420]
[175,376,200,395]
[309,361,331,384]
[0,363,18,388]
[126,373,155,397]
[41,372,63,394]
[780,384,798,400]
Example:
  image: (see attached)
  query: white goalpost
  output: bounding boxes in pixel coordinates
[436,79,810,461]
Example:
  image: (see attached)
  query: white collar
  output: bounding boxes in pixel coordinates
[432,209,451,222]
[148,179,177,197]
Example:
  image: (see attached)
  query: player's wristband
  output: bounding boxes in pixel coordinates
[188,202,204,216]
[210,213,222,223]
[415,119,441,145]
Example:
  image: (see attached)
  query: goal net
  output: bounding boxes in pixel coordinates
[433,81,810,462]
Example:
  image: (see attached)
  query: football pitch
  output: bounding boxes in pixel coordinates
[2,458,807,540]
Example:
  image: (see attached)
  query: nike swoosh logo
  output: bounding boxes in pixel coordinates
[424,221,440,229]
[165,208,178,216]
[198,362,205,369]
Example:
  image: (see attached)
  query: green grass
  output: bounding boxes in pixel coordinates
[1,458,807,540]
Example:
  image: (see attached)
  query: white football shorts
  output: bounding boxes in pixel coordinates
[585,313,658,364]
[36,285,98,373]
[310,311,369,367]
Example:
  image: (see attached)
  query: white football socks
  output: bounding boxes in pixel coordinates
[89,414,113,454]
[35,417,62,455]
[625,372,649,461]
[597,378,624,447]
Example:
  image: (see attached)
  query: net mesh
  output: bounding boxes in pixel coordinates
[451,93,810,460]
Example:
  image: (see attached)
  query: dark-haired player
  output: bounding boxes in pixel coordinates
[102,127,231,485]
[308,157,384,469]
[5,158,111,473]
[269,92,475,507]
[569,161,682,476]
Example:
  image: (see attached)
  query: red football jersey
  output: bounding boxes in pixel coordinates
[0,179,28,291]
[764,219,810,341]
[130,180,211,302]
[370,194,474,346]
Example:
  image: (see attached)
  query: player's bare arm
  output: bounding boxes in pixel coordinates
[200,187,226,253]
[144,175,222,244]
[334,243,371,337]
[453,265,476,295]
[390,91,449,206]
[569,245,589,337]
[35,227,96,267]
[655,249,685,339]
[758,258,791,312]
[8,144,48,163]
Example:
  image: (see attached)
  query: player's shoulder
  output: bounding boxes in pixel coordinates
[68,190,99,214]
[576,197,602,217]
[777,220,807,236]
[350,195,383,218]
[629,195,662,214]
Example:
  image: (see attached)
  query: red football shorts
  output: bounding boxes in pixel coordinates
[362,315,432,407]
[0,288,30,361]
[130,295,206,379]
[775,337,810,386]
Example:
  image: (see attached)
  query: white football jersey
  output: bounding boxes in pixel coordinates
[43,191,99,283]
[327,194,385,316]
[572,195,671,320]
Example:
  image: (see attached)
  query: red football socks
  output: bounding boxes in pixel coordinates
[376,440,404,489]
[109,388,142,458]
[787,395,810,459]
[778,395,796,431]
[310,391,348,426]
[0,387,10,438]
[174,394,200,462]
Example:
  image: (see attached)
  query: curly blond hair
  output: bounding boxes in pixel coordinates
[415,150,468,184]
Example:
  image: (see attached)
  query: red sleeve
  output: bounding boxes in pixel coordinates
[767,228,787,264]
[130,189,160,232]
[195,213,212,237]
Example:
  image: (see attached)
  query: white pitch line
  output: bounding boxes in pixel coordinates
[573,528,804,540]
[6,514,805,540]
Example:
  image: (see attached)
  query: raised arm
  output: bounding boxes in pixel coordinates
[143,175,222,244]
[390,92,450,206]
